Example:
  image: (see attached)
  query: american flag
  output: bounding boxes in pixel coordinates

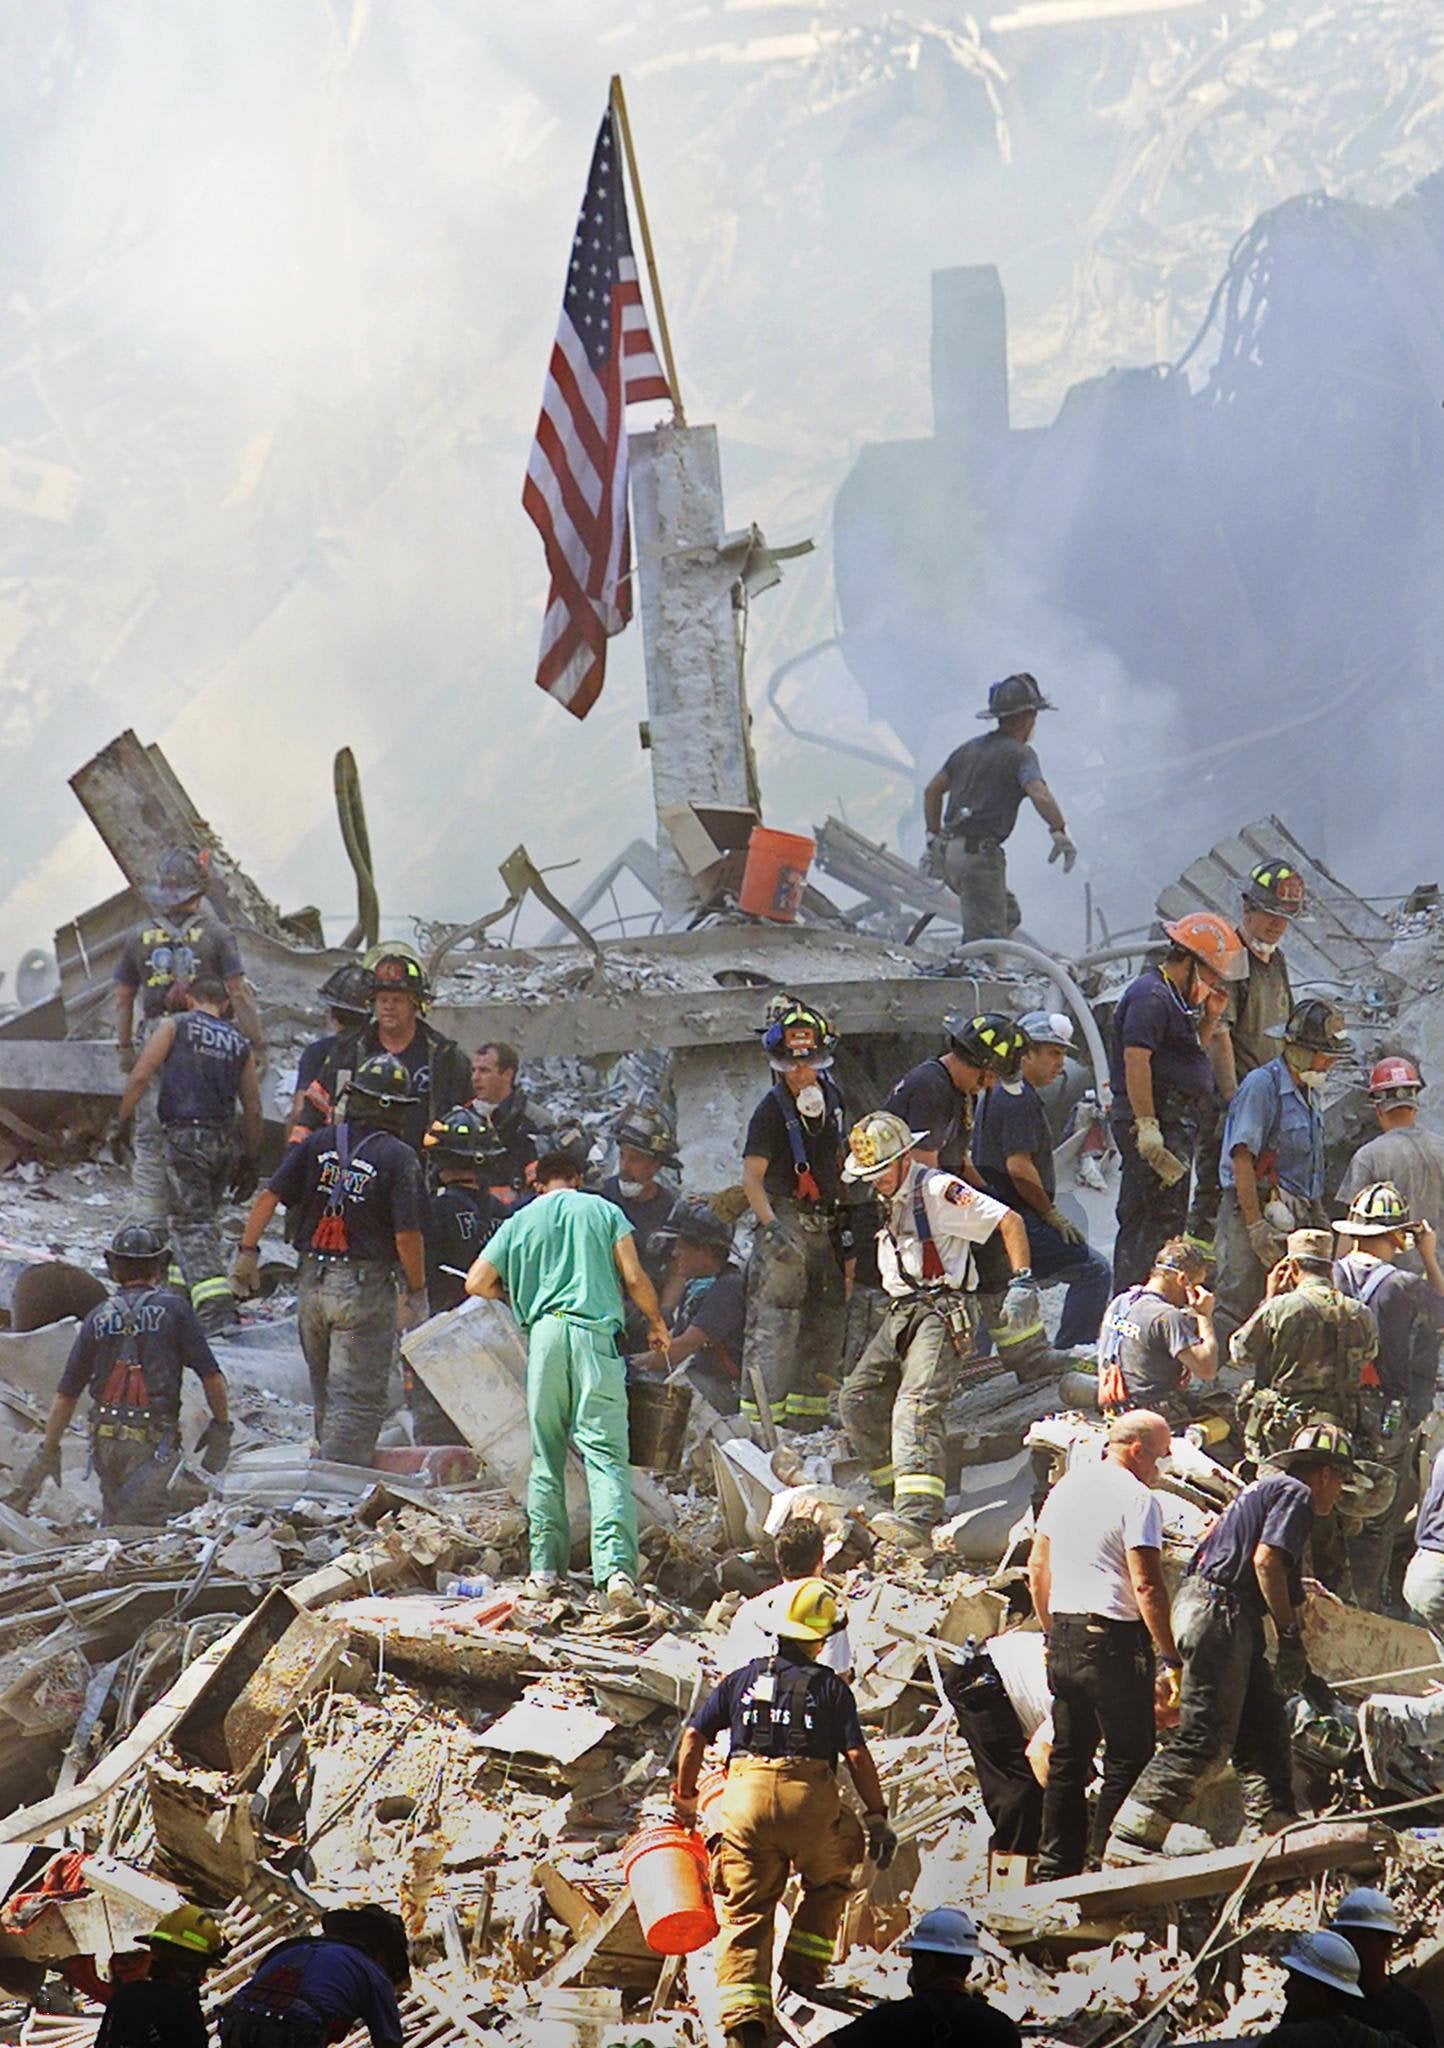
[523,105,672,719]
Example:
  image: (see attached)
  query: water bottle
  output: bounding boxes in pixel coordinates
[438,1573,495,1597]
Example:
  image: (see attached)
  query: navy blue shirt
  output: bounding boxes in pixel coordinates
[690,1645,864,1764]
[1335,1252,1444,1412]
[296,1033,337,1097]
[269,1124,426,1264]
[599,1175,678,1271]
[675,1265,746,1377]
[1109,968,1214,1106]
[1189,1471,1314,1610]
[425,1182,499,1312]
[59,1284,222,1419]
[971,1079,1054,1203]
[885,1058,970,1173]
[744,1084,847,1205]
[1220,1058,1324,1202]
[227,1938,403,2046]
[157,1010,251,1125]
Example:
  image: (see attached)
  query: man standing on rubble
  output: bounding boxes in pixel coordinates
[672,1578,895,2048]
[114,846,263,1226]
[600,1106,680,1271]
[1340,1058,1444,1259]
[289,964,376,1131]
[232,1053,428,1466]
[884,1012,1023,1173]
[465,1150,670,1608]
[1333,1185,1444,1611]
[838,1110,1034,1547]
[115,976,263,1333]
[1096,1239,1220,1424]
[1110,912,1245,1289]
[971,1009,1111,1348]
[296,955,471,1160]
[1028,1410,1181,1879]
[470,1041,546,1198]
[741,1001,854,1432]
[16,1224,232,1523]
[1212,1000,1347,1348]
[1188,861,1306,1261]
[921,672,1077,942]
[1107,1422,1355,1861]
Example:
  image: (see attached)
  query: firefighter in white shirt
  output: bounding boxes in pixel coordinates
[839,1111,1035,1546]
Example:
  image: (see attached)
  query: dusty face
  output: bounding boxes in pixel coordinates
[617,1143,659,1188]
[1243,905,1289,949]
[471,1048,514,1104]
[373,989,418,1040]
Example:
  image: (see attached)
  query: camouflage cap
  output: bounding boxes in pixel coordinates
[1287,1227,1335,1266]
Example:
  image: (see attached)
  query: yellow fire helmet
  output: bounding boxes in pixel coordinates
[143,1904,229,1963]
[769,1575,846,1642]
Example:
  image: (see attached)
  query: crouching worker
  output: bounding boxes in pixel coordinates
[219,1904,409,2048]
[13,1224,231,1523]
[825,1907,1021,2048]
[98,1907,228,2048]
[672,1578,896,2048]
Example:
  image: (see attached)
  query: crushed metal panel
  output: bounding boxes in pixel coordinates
[146,1758,259,1903]
[171,1589,341,1777]
[1156,816,1396,992]
[476,1698,615,1765]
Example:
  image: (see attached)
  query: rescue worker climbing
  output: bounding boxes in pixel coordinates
[233,1053,428,1466]
[740,1002,854,1431]
[98,1906,229,2048]
[14,1224,231,1524]
[1212,998,1348,1347]
[1110,911,1244,1289]
[113,846,263,1225]
[115,975,263,1332]
[921,672,1077,942]
[673,1578,895,2048]
[219,1903,409,2048]
[296,953,470,1159]
[838,1110,1033,1546]
[1189,860,1305,1259]
[290,964,375,1130]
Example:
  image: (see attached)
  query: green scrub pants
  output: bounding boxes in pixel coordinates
[526,1311,639,1585]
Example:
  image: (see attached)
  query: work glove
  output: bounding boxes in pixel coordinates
[920,835,945,881]
[399,1287,431,1334]
[198,1419,234,1474]
[7,1442,61,1510]
[1274,1627,1309,1696]
[1001,1273,1043,1334]
[1041,1203,1085,1246]
[1048,829,1078,873]
[1156,1661,1183,1715]
[865,1813,899,1870]
[230,1246,261,1300]
[116,1042,138,1074]
[757,1218,796,1255]
[1247,1217,1287,1271]
[1134,1116,1187,1187]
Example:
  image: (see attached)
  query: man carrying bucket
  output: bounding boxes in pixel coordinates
[672,1578,897,2048]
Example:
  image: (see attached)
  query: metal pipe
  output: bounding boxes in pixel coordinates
[948,939,1113,1112]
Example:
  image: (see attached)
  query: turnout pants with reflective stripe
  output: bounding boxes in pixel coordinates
[839,1295,960,1522]
[742,1201,845,1429]
[711,1757,864,2028]
[525,1310,638,1586]
[163,1121,239,1328]
[297,1254,398,1467]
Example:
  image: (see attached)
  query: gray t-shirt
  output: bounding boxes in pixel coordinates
[1098,1286,1198,1410]
[940,732,1042,843]
[1339,1127,1444,1234]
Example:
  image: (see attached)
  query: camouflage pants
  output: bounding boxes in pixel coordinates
[163,1122,239,1330]
[742,1202,845,1430]
[297,1255,398,1466]
[839,1295,967,1526]
[943,835,1021,945]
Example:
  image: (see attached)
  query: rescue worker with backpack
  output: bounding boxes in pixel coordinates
[14,1224,232,1523]
[740,1002,855,1431]
[838,1110,1034,1547]
[673,1578,896,2048]
[97,1905,229,2048]
[294,953,470,1160]
[232,1053,428,1466]
[115,974,263,1332]
[219,1903,409,2048]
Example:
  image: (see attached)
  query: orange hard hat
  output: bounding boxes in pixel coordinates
[1162,911,1247,983]
[1369,1056,1422,1097]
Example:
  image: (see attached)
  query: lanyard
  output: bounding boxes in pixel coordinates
[772,1080,833,1202]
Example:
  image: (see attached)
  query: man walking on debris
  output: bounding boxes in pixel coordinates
[838,1110,1034,1547]
[921,672,1077,942]
[1188,860,1305,1260]
[297,954,470,1160]
[16,1224,232,1523]
[824,1907,1022,2048]
[233,1053,428,1466]
[1110,912,1244,1289]
[220,1903,409,2048]
[721,1514,854,1674]
[1097,1238,1219,1422]
[1340,1058,1444,1262]
[672,1578,895,2048]
[1333,1185,1444,1611]
[741,1001,854,1431]
[1213,999,1347,1347]
[114,846,263,1225]
[1028,1411,1181,1879]
[116,975,262,1333]
[466,1149,669,1607]
[1108,1421,1355,1860]
[971,1009,1111,1347]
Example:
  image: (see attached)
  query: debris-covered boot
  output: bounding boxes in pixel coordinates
[868,1509,932,1552]
[1103,1795,1172,1864]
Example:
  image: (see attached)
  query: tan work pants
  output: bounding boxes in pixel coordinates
[711,1756,864,2029]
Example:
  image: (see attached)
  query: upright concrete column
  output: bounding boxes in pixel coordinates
[629,423,758,925]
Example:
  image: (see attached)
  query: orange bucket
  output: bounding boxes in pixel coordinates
[696,1766,728,1839]
[622,1824,719,1954]
[738,827,814,923]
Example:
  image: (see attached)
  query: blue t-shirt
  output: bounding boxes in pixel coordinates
[157,1010,251,1126]
[1108,968,1214,1107]
[690,1647,864,1764]
[1188,1471,1313,1610]
[885,1058,970,1173]
[296,1033,338,1096]
[971,1079,1054,1203]
[228,1938,402,2046]
[1220,1058,1324,1202]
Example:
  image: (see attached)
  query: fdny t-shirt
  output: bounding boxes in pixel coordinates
[268,1125,426,1263]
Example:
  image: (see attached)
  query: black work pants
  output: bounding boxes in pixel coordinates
[1124,1579,1295,1827]
[1038,1614,1155,1879]
[1111,1101,1199,1290]
[947,1682,1042,1856]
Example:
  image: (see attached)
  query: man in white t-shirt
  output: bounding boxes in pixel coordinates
[722,1517,854,1676]
[1028,1410,1179,1879]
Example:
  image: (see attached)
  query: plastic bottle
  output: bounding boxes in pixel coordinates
[438,1573,495,1597]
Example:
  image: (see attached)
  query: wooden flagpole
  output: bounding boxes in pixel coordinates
[609,75,686,426]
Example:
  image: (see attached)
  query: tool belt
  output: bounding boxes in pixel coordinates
[93,1412,165,1446]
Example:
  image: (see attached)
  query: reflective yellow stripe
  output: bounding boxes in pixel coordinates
[991,1320,1045,1349]
[720,1986,774,2016]
[740,1397,788,1421]
[895,1473,946,1499]
[190,1276,233,1306]
[869,1462,896,1486]
[166,1263,186,1289]
[786,1393,829,1418]
[783,1929,836,1960]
